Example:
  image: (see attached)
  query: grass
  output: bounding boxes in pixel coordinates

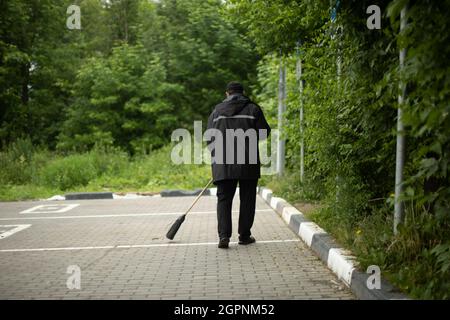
[0,141,211,201]
[0,185,61,202]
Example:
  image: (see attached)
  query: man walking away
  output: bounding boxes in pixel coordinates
[206,82,271,249]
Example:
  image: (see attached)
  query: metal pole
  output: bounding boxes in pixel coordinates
[277,53,286,176]
[331,0,341,202]
[296,44,304,182]
[394,6,408,234]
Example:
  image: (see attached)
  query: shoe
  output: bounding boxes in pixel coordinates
[238,236,256,245]
[218,238,230,249]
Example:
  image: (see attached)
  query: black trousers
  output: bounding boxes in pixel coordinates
[216,179,258,239]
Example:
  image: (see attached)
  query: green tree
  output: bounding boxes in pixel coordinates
[140,0,259,124]
[0,0,67,146]
[57,44,183,154]
[0,0,112,148]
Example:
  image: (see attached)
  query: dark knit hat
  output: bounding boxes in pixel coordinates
[226,81,244,93]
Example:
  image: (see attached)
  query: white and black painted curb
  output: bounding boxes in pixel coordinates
[65,192,113,200]
[160,188,224,197]
[258,187,409,300]
[160,188,218,197]
[48,189,219,201]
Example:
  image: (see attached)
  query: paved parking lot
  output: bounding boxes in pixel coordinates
[0,194,354,299]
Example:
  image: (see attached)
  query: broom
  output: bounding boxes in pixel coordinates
[166,178,213,240]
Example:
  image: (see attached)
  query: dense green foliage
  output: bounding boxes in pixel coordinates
[0,138,209,201]
[0,0,258,152]
[57,44,182,152]
[234,0,449,298]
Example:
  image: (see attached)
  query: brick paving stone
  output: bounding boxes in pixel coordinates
[0,195,354,300]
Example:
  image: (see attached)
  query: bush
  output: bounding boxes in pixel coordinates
[246,0,450,299]
[262,170,324,204]
[0,138,34,184]
[39,154,99,190]
[0,143,211,199]
[386,206,450,299]
[88,145,129,175]
[38,146,130,190]
[267,169,450,299]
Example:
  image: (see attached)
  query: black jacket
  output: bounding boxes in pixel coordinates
[206,93,271,183]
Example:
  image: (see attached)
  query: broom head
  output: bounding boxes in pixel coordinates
[166,214,186,240]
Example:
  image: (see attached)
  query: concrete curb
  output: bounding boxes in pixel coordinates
[258,186,409,300]
[160,188,218,197]
[65,192,113,200]
[51,189,218,201]
[161,189,209,197]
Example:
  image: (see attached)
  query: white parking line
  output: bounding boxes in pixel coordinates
[0,239,300,253]
[0,224,31,239]
[0,209,274,221]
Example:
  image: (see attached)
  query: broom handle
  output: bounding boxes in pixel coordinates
[184,178,213,216]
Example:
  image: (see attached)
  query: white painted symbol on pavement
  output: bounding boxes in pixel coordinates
[20,204,80,214]
[0,224,31,239]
